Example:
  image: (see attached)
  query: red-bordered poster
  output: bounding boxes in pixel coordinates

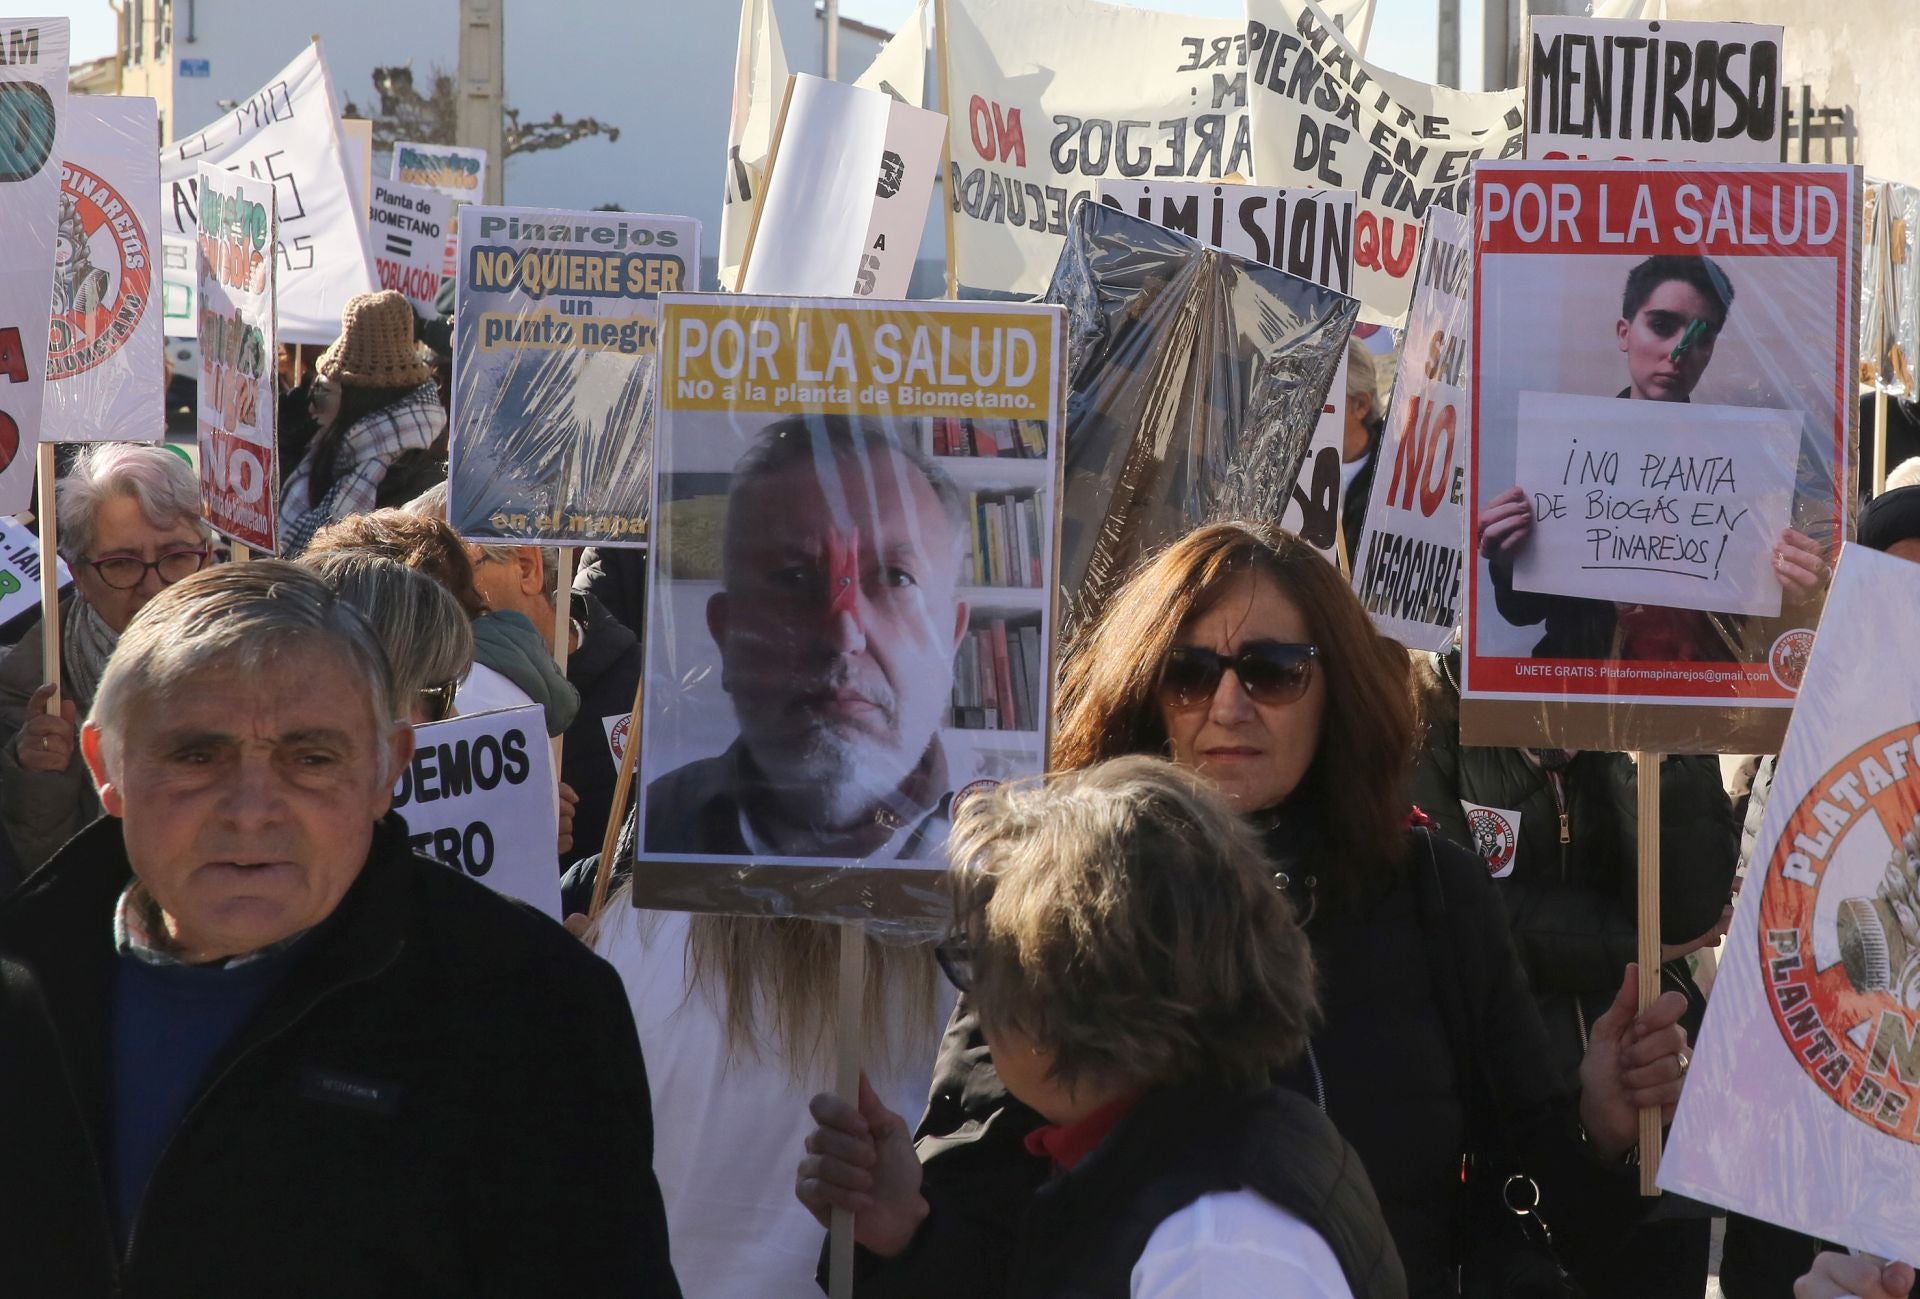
[1462,161,1859,753]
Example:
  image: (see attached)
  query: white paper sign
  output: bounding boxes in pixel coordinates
[368,177,447,315]
[602,711,631,766]
[390,140,487,282]
[44,96,164,445]
[1508,390,1798,619]
[1661,546,1920,1258]
[1352,206,1472,650]
[0,18,68,516]
[392,704,561,918]
[194,164,279,554]
[1460,800,1521,878]
[1527,19,1784,163]
[160,41,376,344]
[0,516,71,627]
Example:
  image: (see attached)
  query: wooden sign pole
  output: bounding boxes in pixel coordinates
[551,547,575,777]
[1874,388,1891,497]
[587,671,643,919]
[934,0,959,301]
[1636,750,1664,1196]
[829,920,868,1299]
[35,444,61,708]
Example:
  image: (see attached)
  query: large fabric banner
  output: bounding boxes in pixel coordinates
[194,164,279,554]
[160,41,375,344]
[1246,0,1523,326]
[719,0,790,292]
[0,18,67,516]
[1661,545,1920,1258]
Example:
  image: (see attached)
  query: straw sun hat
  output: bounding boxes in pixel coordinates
[315,290,433,388]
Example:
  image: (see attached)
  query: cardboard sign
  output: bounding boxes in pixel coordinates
[1352,206,1471,651]
[391,704,560,918]
[368,177,447,315]
[1661,546,1920,1258]
[1463,161,1859,755]
[43,95,163,445]
[447,206,701,547]
[0,17,67,516]
[1508,391,1799,619]
[160,41,376,344]
[1093,179,1357,563]
[1246,0,1523,326]
[0,516,71,627]
[390,140,487,283]
[193,164,279,554]
[1527,19,1784,163]
[741,74,945,301]
[635,295,1064,926]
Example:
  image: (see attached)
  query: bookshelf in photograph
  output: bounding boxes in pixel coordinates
[922,414,1054,593]
[949,610,1044,735]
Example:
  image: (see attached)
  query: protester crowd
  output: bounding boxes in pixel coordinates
[0,280,1911,1299]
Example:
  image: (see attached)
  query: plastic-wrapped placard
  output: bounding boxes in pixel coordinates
[1661,544,1920,1257]
[631,295,1064,933]
[1043,201,1360,642]
[0,18,67,516]
[1881,181,1920,398]
[193,165,279,555]
[447,207,701,547]
[43,96,163,445]
[1463,162,1859,755]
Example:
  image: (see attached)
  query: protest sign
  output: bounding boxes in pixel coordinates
[720,0,790,291]
[43,96,163,446]
[740,75,946,301]
[0,17,67,517]
[391,140,488,281]
[447,206,701,547]
[0,517,71,629]
[194,164,279,554]
[1527,18,1784,163]
[1862,180,1920,397]
[1245,0,1524,326]
[1352,205,1470,650]
[368,177,448,315]
[1508,391,1799,618]
[854,0,928,104]
[1661,545,1920,1258]
[1463,161,1859,755]
[634,295,1064,928]
[391,704,560,918]
[160,41,376,344]
[1094,180,1357,564]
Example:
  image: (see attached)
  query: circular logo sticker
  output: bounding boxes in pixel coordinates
[1466,806,1518,877]
[1769,629,1816,693]
[953,778,1001,814]
[606,713,632,765]
[48,162,151,378]
[1759,722,1920,1142]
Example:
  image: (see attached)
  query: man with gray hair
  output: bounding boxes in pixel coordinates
[0,563,681,1296]
[645,415,971,860]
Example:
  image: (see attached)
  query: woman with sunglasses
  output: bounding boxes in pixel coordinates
[799,522,1692,1298]
[0,444,212,887]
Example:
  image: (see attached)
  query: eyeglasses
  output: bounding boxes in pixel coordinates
[934,937,974,993]
[416,679,460,723]
[1157,641,1319,710]
[84,548,211,591]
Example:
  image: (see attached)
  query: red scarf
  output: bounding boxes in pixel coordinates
[1022,1094,1142,1171]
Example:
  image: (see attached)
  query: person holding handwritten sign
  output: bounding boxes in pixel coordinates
[1477,255,1825,661]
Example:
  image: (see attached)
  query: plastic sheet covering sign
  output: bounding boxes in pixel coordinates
[194,164,279,554]
[1245,0,1524,327]
[0,18,67,517]
[1093,180,1357,565]
[1461,161,1860,756]
[937,0,1374,305]
[447,206,701,548]
[43,96,164,445]
[159,41,376,345]
[633,295,1064,932]
[1661,545,1920,1259]
[1352,206,1470,652]
[1860,180,1920,398]
[390,704,560,919]
[0,516,71,628]
[368,177,448,316]
[1043,201,1360,642]
[1526,18,1784,163]
[390,141,487,282]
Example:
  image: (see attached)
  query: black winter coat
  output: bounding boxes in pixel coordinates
[562,591,645,872]
[0,815,681,1299]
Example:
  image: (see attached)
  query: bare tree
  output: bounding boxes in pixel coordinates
[345,64,618,157]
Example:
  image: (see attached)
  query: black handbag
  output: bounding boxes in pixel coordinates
[1410,830,1583,1299]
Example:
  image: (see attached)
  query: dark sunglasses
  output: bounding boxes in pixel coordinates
[934,937,974,993]
[416,679,460,723]
[1157,641,1319,709]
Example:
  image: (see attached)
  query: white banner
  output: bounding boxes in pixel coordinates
[160,41,376,345]
[1247,0,1523,326]
[1352,205,1470,650]
[1527,18,1783,163]
[719,0,791,291]
[0,516,71,628]
[854,0,929,105]
[368,177,448,315]
[1662,545,1920,1258]
[194,163,279,554]
[0,18,68,516]
[45,96,163,444]
[391,704,561,918]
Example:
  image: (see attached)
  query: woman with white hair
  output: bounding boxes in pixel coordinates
[0,443,212,882]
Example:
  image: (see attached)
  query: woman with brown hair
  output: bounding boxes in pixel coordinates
[799,521,1694,1298]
